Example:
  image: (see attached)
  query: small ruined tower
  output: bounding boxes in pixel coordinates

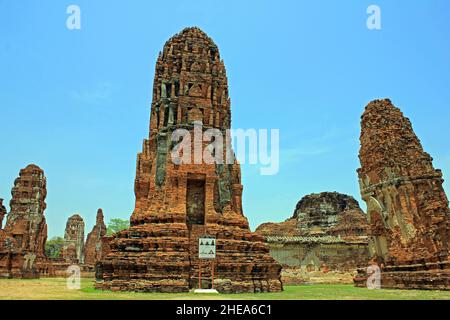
[0,199,6,229]
[355,99,449,289]
[4,165,48,257]
[97,27,282,293]
[84,209,107,266]
[62,214,85,264]
[0,164,51,278]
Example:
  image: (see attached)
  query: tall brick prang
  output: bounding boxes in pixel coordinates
[96,27,282,293]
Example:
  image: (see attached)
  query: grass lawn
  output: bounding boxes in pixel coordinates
[0,278,449,300]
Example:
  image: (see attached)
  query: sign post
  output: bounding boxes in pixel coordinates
[195,236,218,294]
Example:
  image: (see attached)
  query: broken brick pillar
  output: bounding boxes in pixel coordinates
[354,99,450,290]
[84,209,107,267]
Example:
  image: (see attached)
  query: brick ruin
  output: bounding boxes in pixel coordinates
[256,192,369,284]
[0,200,7,276]
[62,214,85,264]
[52,210,108,277]
[258,192,368,238]
[0,164,52,278]
[0,199,6,229]
[95,27,282,293]
[84,209,107,267]
[354,99,450,290]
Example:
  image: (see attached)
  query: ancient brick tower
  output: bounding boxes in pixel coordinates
[354,99,449,290]
[96,27,282,293]
[0,164,52,278]
[62,214,85,264]
[84,209,107,267]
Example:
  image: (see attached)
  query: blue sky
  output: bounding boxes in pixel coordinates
[1,0,449,238]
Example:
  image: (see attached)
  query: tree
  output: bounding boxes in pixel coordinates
[106,218,130,236]
[45,236,64,259]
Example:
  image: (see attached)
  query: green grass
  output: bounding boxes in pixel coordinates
[0,278,449,300]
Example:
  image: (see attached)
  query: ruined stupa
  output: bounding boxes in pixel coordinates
[62,214,85,264]
[255,192,369,278]
[96,27,282,293]
[84,209,107,267]
[354,99,449,290]
[0,164,52,278]
[256,192,368,238]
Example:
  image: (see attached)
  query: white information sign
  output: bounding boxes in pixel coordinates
[198,237,216,259]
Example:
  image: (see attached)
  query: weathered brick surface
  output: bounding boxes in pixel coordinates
[96,27,282,293]
[84,209,107,267]
[354,99,450,290]
[0,165,53,278]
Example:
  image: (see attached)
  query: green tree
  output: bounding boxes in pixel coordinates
[45,236,64,259]
[107,218,130,236]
